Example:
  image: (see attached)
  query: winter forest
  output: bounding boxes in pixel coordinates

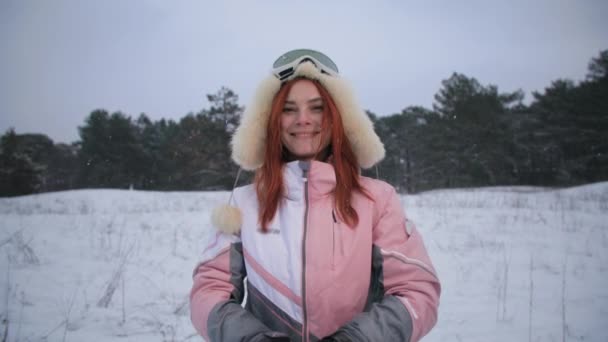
[0,50,607,342]
[1,50,606,197]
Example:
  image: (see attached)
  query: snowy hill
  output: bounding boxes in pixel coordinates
[1,183,607,342]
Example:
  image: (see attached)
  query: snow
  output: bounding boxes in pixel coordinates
[1,183,607,341]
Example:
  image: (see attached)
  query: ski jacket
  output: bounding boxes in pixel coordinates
[190,161,440,341]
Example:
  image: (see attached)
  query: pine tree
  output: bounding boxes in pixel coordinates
[0,129,44,196]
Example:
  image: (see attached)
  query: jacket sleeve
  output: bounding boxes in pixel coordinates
[325,185,441,342]
[190,230,290,342]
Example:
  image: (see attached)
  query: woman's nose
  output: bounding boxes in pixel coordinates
[295,109,313,125]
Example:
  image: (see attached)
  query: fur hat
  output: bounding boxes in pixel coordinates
[213,57,385,234]
[231,61,385,171]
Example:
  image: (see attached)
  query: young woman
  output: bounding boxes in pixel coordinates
[190,49,440,342]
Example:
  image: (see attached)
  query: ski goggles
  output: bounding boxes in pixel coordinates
[272,49,339,81]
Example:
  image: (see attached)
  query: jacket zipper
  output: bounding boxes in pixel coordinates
[301,164,310,342]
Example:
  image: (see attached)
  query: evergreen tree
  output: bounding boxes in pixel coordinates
[0,129,44,196]
[77,110,146,188]
[530,49,608,184]
[45,142,79,191]
[586,49,608,82]
[432,73,524,187]
[375,107,442,192]
[165,87,243,190]
[134,113,180,189]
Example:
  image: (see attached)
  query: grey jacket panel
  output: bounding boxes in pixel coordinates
[229,242,247,303]
[208,300,290,342]
[328,246,413,341]
[246,282,310,341]
[331,295,414,342]
[207,243,290,342]
[364,245,385,312]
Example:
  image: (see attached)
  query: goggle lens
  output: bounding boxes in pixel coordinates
[272,49,339,80]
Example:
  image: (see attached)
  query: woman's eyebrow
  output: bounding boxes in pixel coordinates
[284,97,323,105]
[307,97,323,104]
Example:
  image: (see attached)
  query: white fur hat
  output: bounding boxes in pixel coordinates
[231,61,385,170]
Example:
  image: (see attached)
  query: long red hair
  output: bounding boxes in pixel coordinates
[255,78,369,231]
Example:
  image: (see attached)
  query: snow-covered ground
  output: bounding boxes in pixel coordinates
[1,183,607,341]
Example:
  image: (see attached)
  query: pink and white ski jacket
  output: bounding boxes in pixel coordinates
[190,161,441,341]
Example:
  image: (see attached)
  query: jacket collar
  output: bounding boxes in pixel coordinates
[284,160,336,202]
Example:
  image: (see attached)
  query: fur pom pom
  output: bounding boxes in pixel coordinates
[211,204,242,234]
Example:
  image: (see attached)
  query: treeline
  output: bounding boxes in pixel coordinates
[1,50,606,196]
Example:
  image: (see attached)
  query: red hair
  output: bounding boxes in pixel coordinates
[255,78,369,231]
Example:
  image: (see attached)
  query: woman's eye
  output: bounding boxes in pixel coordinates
[311,106,324,112]
[283,107,296,113]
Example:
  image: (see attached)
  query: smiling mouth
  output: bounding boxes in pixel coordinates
[290,132,319,138]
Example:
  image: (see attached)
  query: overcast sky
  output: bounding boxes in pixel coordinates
[1,0,607,143]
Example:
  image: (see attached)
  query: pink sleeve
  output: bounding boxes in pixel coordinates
[372,185,441,342]
[190,231,244,340]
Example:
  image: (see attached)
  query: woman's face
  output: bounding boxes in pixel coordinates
[280,79,330,161]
